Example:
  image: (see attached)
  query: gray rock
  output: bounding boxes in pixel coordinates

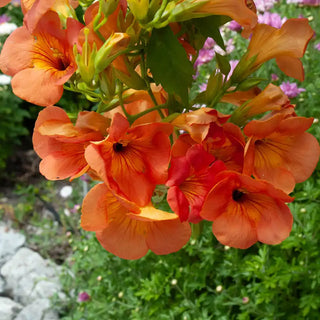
[15,298,59,320]
[0,275,5,294]
[1,247,62,305]
[0,297,22,320]
[0,224,25,267]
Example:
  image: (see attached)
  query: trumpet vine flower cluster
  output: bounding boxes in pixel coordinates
[0,0,319,259]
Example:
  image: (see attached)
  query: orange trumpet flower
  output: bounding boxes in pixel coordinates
[166,144,226,223]
[85,113,173,206]
[81,183,191,260]
[0,11,82,106]
[21,0,78,32]
[243,108,320,193]
[171,108,230,143]
[33,106,109,180]
[228,84,290,126]
[246,18,314,81]
[201,171,294,249]
[204,122,245,172]
[171,118,245,173]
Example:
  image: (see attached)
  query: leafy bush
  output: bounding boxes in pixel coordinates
[0,86,29,169]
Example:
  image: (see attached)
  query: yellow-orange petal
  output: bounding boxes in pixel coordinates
[0,27,33,76]
[247,19,313,80]
[81,186,191,260]
[75,111,110,135]
[39,144,87,180]
[81,183,110,231]
[12,68,64,106]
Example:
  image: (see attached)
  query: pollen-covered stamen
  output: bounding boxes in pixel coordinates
[232,189,245,202]
[113,142,124,152]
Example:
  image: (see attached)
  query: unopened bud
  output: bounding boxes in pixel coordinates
[231,54,257,83]
[127,0,149,22]
[100,0,119,17]
[95,33,130,74]
[75,28,97,85]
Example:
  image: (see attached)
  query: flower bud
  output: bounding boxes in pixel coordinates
[127,0,149,22]
[75,27,97,85]
[100,0,119,17]
[99,67,116,100]
[94,33,130,74]
[230,54,257,83]
[113,56,146,90]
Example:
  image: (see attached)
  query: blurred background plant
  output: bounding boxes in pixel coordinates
[0,0,320,319]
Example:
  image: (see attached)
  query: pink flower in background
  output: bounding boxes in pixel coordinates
[199,82,207,92]
[271,73,279,81]
[258,12,286,28]
[10,0,20,6]
[77,291,90,302]
[224,39,235,54]
[203,37,215,49]
[286,0,302,4]
[315,42,320,51]
[80,173,91,182]
[280,81,306,98]
[301,0,320,5]
[228,20,242,32]
[195,36,235,69]
[228,60,239,79]
[0,14,10,24]
[70,204,81,213]
[254,0,279,11]
[194,48,215,67]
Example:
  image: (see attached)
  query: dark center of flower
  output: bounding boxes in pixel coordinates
[254,139,263,146]
[56,57,69,71]
[51,48,69,71]
[232,189,245,202]
[113,142,124,152]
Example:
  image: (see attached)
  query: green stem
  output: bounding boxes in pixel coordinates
[117,81,133,121]
[208,78,232,109]
[130,104,167,123]
[92,7,105,42]
[63,84,101,99]
[147,0,168,28]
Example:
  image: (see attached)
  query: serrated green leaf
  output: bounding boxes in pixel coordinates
[146,26,194,105]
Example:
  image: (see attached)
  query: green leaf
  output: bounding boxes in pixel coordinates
[146,26,194,105]
[206,71,223,103]
[215,53,231,76]
[236,77,266,91]
[192,15,230,51]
